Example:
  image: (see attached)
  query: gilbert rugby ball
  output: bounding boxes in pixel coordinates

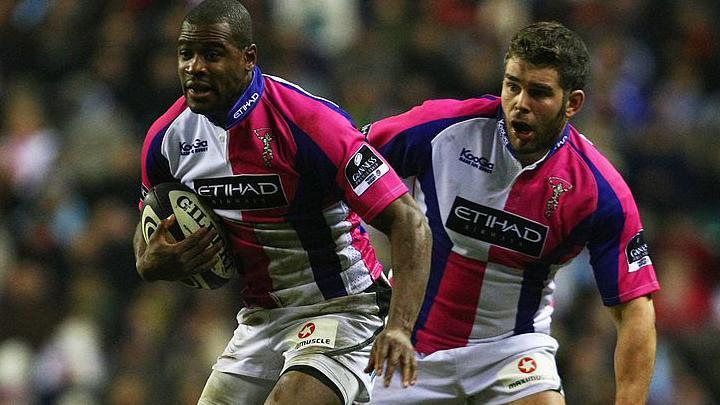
[141,182,237,289]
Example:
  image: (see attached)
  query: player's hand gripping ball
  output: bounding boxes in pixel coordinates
[141,182,237,289]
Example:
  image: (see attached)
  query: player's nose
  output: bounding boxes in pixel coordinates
[514,90,531,112]
[184,55,208,75]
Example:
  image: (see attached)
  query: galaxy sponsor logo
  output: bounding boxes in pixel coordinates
[193,175,288,210]
[459,147,494,173]
[446,196,548,257]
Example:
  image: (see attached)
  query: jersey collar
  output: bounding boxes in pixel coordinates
[496,109,571,168]
[225,65,265,129]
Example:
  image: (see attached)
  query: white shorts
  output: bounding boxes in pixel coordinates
[204,291,386,404]
[371,333,563,404]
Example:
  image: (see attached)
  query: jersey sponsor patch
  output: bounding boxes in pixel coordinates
[345,145,389,196]
[498,352,560,391]
[446,196,548,257]
[285,318,339,352]
[626,230,652,273]
[194,174,288,210]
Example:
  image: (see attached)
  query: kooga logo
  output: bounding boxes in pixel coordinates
[194,174,288,210]
[446,196,548,257]
[179,139,209,156]
[459,147,494,173]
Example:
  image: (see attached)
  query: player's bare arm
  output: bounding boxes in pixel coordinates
[133,217,221,282]
[364,193,431,388]
[609,295,656,405]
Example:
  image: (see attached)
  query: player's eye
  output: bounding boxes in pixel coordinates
[528,88,552,98]
[178,49,193,60]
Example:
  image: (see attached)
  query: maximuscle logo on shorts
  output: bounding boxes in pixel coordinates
[345,145,389,196]
[498,352,560,391]
[193,175,288,210]
[446,196,548,257]
[287,319,338,352]
[626,230,652,272]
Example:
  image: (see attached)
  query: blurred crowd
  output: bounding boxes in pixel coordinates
[0,0,719,404]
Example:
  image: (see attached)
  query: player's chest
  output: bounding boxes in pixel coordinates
[169,122,300,214]
[429,126,591,260]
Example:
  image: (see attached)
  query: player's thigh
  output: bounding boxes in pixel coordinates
[265,370,341,405]
[197,369,275,405]
[506,389,565,405]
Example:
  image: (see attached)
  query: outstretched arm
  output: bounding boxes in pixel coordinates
[608,295,656,405]
[364,193,431,388]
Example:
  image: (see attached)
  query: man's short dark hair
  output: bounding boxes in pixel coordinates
[184,0,253,48]
[505,21,590,91]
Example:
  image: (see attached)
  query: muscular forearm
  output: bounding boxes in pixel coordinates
[612,297,657,404]
[385,208,431,333]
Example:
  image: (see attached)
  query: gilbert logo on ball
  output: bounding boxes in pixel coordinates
[142,182,237,289]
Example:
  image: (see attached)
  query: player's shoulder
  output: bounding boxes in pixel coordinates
[262,73,355,125]
[365,96,500,143]
[378,95,500,128]
[145,96,189,141]
[413,95,500,116]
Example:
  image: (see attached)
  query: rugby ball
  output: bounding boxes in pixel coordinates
[141,182,237,289]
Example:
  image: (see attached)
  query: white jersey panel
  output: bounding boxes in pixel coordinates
[162,110,236,203]
[430,118,521,262]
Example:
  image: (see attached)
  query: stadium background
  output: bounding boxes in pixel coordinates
[0,0,719,403]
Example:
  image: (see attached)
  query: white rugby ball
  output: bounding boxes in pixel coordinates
[141,182,237,289]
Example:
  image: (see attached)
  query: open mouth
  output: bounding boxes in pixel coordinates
[511,121,534,139]
[186,82,212,98]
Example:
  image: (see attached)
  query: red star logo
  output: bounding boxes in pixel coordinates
[298,322,315,339]
[518,356,537,374]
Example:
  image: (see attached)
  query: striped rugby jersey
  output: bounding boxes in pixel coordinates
[364,96,660,355]
[141,66,407,308]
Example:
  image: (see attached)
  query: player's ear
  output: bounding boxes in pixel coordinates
[565,89,585,118]
[243,44,257,71]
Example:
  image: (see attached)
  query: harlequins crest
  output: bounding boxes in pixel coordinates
[254,128,275,167]
[544,176,573,218]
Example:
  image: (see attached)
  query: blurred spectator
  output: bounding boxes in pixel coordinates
[0,78,60,199]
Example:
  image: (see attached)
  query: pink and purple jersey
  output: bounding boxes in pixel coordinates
[141,66,407,309]
[364,96,660,355]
